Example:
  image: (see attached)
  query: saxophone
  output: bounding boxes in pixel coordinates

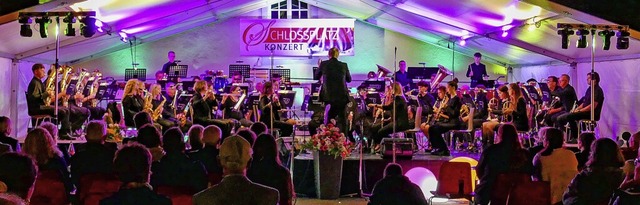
[153,95,167,121]
[429,96,449,124]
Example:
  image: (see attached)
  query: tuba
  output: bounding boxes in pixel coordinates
[44,65,63,105]
[74,69,90,106]
[58,66,73,106]
[430,65,453,93]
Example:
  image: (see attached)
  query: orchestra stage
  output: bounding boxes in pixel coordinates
[291,150,480,198]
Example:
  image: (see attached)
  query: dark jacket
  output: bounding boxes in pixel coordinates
[27,77,50,114]
[0,133,19,152]
[40,155,74,195]
[474,92,489,120]
[70,142,116,187]
[475,143,533,204]
[150,152,208,192]
[122,95,143,127]
[563,167,625,205]
[316,58,352,104]
[193,175,279,205]
[187,145,222,175]
[247,160,294,205]
[512,97,529,131]
[383,95,411,130]
[259,95,282,125]
[223,97,244,120]
[552,85,578,112]
[192,93,218,124]
[441,95,462,124]
[100,186,171,205]
[369,175,428,205]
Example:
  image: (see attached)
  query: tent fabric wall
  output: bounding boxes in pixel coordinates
[515,59,640,139]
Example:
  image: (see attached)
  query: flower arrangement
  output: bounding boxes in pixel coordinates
[303,123,353,158]
[105,124,124,143]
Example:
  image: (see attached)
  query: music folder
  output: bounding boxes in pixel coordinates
[539,83,551,102]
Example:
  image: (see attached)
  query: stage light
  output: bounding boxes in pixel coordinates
[616,30,630,50]
[63,14,76,36]
[18,15,33,37]
[598,30,615,50]
[527,24,536,32]
[459,39,466,46]
[119,31,128,43]
[501,31,508,37]
[557,28,574,49]
[35,16,51,38]
[405,167,441,200]
[80,16,97,37]
[575,28,589,48]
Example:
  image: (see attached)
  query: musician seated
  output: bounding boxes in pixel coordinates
[368,83,411,152]
[348,85,376,142]
[27,63,74,138]
[191,80,234,139]
[461,85,489,129]
[406,81,436,121]
[556,72,604,141]
[222,86,253,128]
[259,82,295,137]
[422,80,462,156]
[161,82,193,133]
[65,93,91,133]
[482,84,529,144]
[122,79,145,128]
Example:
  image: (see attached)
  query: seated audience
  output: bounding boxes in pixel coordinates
[22,128,73,195]
[368,163,428,205]
[189,125,223,175]
[620,147,640,190]
[0,152,38,203]
[0,142,10,154]
[533,128,578,204]
[193,136,279,205]
[527,127,549,163]
[136,124,165,162]
[70,120,116,188]
[187,125,205,151]
[250,122,268,136]
[0,116,19,152]
[563,138,625,205]
[134,111,154,130]
[236,128,257,146]
[247,133,294,205]
[151,127,208,192]
[575,133,596,170]
[475,123,533,205]
[39,122,71,161]
[100,143,171,205]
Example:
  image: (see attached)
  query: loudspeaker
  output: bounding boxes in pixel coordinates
[381,138,414,159]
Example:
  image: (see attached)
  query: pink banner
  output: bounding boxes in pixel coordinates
[240,19,355,56]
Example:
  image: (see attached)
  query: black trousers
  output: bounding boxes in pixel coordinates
[31,106,71,132]
[428,122,459,151]
[85,106,106,120]
[325,101,347,136]
[370,121,410,144]
[556,111,591,141]
[68,105,90,130]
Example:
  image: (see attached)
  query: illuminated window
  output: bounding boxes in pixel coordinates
[270,0,309,19]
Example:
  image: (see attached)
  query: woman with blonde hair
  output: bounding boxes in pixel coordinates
[122,79,144,127]
[368,82,410,152]
[506,83,529,132]
[22,127,73,195]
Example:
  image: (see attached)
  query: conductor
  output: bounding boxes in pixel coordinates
[466,52,488,88]
[316,47,352,133]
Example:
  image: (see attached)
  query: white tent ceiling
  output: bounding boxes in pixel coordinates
[1,0,638,66]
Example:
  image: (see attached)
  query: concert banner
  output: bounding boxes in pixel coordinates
[240,19,355,56]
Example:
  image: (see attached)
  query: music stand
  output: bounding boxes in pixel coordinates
[366,92,382,104]
[312,67,320,80]
[125,69,147,81]
[103,80,119,101]
[524,85,541,103]
[181,80,196,93]
[66,79,79,95]
[176,93,193,112]
[484,80,497,89]
[268,69,291,82]
[407,67,438,80]
[168,65,188,78]
[539,83,551,102]
[229,64,251,79]
[362,81,385,92]
[94,84,108,101]
[279,91,296,108]
[520,87,531,103]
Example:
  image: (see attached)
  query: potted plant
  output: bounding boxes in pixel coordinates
[302,123,353,199]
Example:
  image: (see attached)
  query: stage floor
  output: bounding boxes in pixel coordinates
[292,150,480,198]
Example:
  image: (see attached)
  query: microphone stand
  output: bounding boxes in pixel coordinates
[392,47,397,163]
[54,16,60,138]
